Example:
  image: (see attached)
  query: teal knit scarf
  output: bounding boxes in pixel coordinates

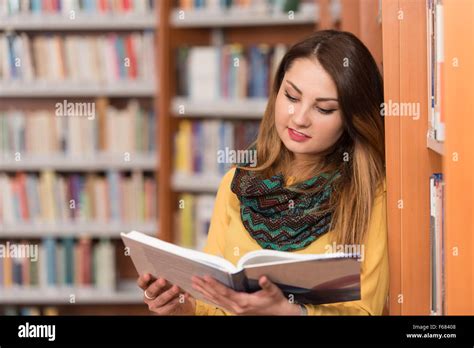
[230,164,340,251]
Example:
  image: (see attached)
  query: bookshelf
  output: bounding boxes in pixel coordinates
[442,0,474,315]
[172,172,222,193]
[169,6,330,28]
[0,83,155,97]
[382,0,474,315]
[0,222,157,238]
[0,153,157,171]
[0,281,142,305]
[171,97,266,119]
[0,14,156,31]
[426,136,444,156]
[0,1,159,315]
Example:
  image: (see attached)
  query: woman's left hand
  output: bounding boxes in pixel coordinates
[191,275,301,315]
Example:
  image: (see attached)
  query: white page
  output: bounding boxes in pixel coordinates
[122,231,238,273]
[237,249,357,269]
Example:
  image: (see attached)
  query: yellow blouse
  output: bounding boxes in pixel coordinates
[194,167,389,315]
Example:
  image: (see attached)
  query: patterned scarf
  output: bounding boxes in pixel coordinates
[230,164,340,251]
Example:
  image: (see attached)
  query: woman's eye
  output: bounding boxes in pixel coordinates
[284,92,298,103]
[316,107,336,115]
[283,90,336,114]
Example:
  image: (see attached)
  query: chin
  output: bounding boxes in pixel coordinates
[282,138,307,152]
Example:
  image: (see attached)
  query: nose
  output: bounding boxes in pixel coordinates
[289,104,312,128]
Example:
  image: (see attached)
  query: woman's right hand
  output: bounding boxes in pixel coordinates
[137,273,196,315]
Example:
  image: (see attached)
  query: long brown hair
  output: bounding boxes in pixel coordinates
[239,30,385,246]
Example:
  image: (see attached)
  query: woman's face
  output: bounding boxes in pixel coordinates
[275,57,344,162]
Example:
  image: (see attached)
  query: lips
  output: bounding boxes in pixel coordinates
[288,127,311,142]
[289,128,310,137]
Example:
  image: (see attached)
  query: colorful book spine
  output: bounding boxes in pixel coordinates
[0,100,156,158]
[1,0,154,15]
[178,44,287,100]
[175,194,216,250]
[174,119,259,176]
[0,32,155,84]
[176,0,303,13]
[0,237,116,289]
[0,171,156,225]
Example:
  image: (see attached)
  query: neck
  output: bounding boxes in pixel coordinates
[286,155,321,181]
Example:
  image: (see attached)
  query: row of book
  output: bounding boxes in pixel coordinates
[174,194,215,251]
[177,44,287,99]
[0,237,116,289]
[2,306,59,315]
[0,32,155,83]
[0,0,155,16]
[427,0,445,142]
[0,171,157,224]
[174,119,259,176]
[430,173,445,315]
[177,0,312,14]
[0,99,156,158]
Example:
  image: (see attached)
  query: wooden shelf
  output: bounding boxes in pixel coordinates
[0,14,157,31]
[172,173,222,192]
[172,97,266,118]
[427,136,444,156]
[0,282,143,304]
[0,82,155,98]
[170,7,319,27]
[383,0,474,315]
[0,222,157,238]
[0,3,162,315]
[443,0,474,315]
[0,153,157,171]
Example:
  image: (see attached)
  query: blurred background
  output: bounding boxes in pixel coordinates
[0,0,472,316]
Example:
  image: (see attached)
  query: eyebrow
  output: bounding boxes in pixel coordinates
[286,80,339,102]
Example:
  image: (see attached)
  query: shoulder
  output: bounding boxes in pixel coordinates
[374,177,387,204]
[220,166,238,189]
[215,167,238,199]
[213,167,241,217]
[364,177,387,234]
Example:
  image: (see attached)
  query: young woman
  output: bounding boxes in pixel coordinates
[137,30,388,315]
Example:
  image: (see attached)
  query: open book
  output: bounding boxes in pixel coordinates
[121,230,361,306]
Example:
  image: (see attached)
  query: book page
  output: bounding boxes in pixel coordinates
[122,231,240,306]
[243,257,361,305]
[124,231,237,272]
[237,248,355,269]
